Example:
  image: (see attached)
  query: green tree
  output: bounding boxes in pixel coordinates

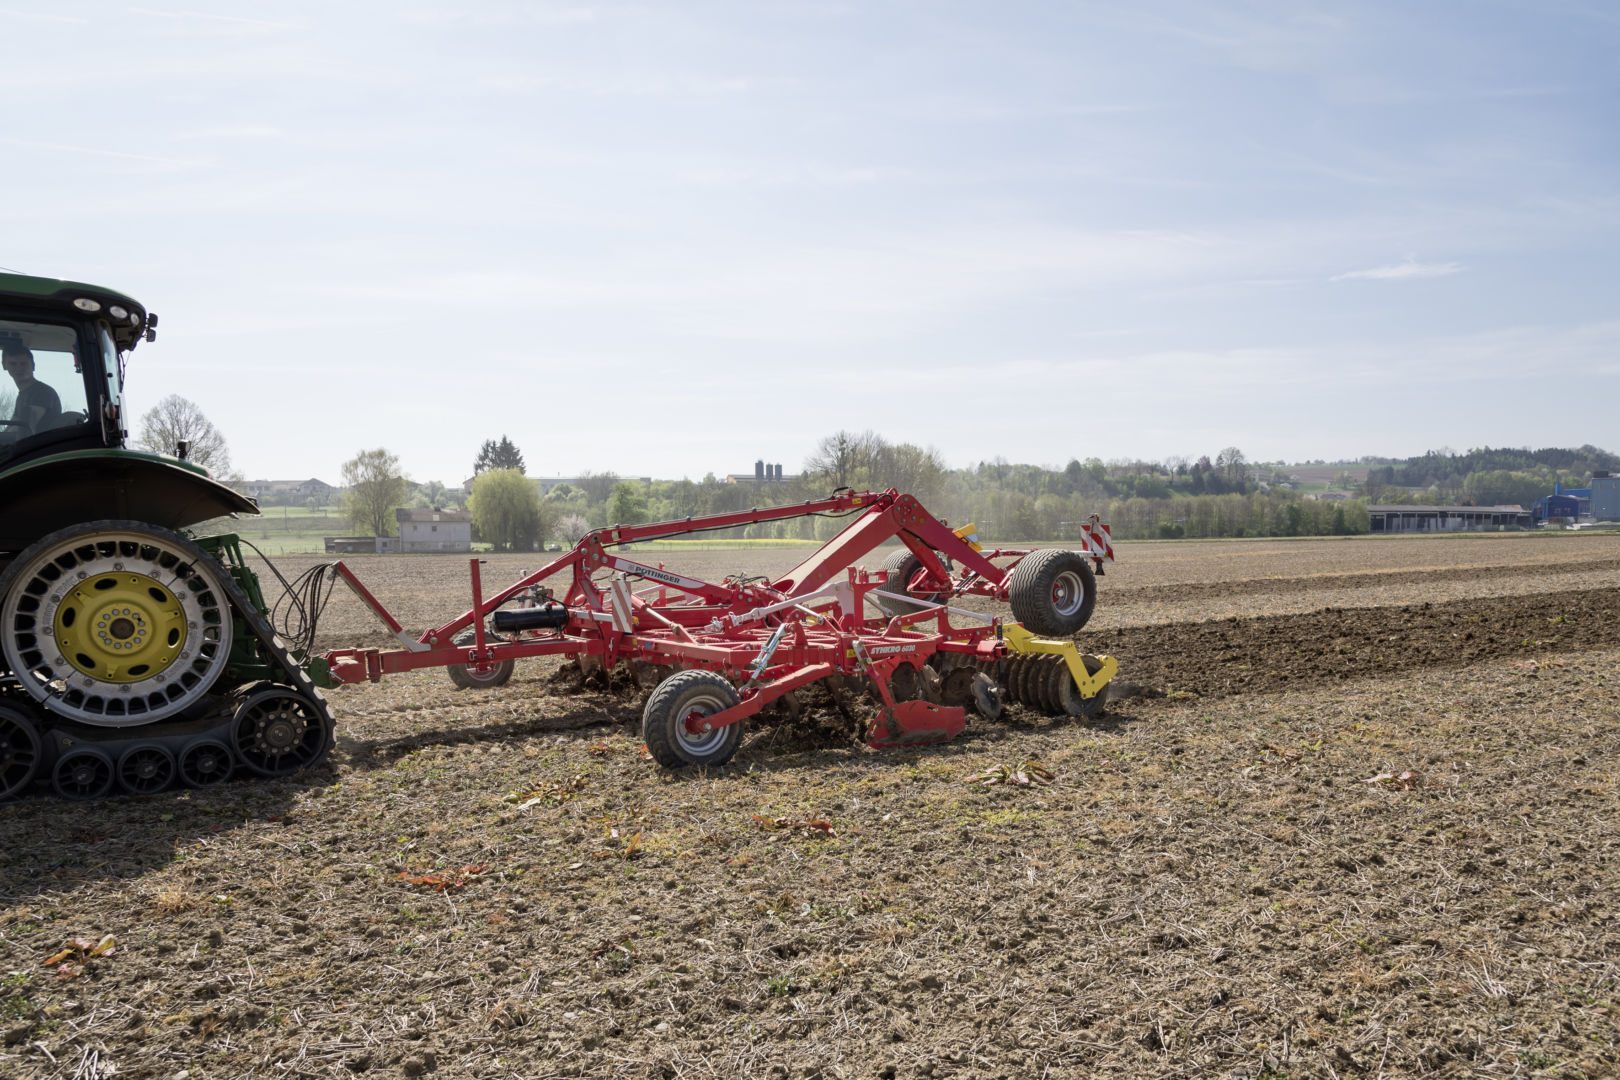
[469,468,548,552]
[473,436,525,475]
[411,479,455,509]
[605,482,649,526]
[342,448,409,537]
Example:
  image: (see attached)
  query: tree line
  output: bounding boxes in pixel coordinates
[340,432,1620,547]
[124,397,1613,546]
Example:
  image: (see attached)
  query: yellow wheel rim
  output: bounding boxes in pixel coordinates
[52,572,189,684]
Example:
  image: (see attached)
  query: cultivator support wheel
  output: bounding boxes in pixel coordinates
[1008,549,1098,636]
[446,627,516,690]
[872,550,949,619]
[642,669,744,769]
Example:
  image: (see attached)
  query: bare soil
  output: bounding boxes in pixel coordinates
[2,533,1618,1078]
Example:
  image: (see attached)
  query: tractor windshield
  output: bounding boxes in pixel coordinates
[0,317,94,466]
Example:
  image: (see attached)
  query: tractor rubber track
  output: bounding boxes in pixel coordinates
[210,545,337,753]
[2,524,333,800]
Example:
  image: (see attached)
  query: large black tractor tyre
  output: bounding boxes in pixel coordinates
[0,520,235,726]
[642,669,743,769]
[1007,549,1098,636]
[0,520,335,799]
[872,549,950,620]
[446,628,516,690]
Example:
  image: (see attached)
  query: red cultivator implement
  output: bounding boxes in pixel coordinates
[321,489,1117,768]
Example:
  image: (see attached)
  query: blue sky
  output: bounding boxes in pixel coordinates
[3,1,1616,483]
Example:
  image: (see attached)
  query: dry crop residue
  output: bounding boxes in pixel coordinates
[1,533,1617,1078]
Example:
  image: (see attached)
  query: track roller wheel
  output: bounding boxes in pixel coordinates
[872,550,949,619]
[178,739,234,788]
[1007,549,1097,635]
[117,743,176,795]
[232,687,333,778]
[642,670,742,769]
[446,628,515,690]
[53,747,114,800]
[0,702,43,800]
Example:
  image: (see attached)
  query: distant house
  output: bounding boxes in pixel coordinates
[395,508,472,552]
[1308,491,1355,502]
[241,477,337,506]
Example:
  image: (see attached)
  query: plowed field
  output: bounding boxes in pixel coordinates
[3,532,1619,1079]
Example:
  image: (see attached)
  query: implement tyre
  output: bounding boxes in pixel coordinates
[872,550,948,619]
[447,628,515,690]
[1007,549,1097,635]
[642,669,742,769]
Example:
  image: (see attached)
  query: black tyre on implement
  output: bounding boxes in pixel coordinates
[642,669,743,768]
[872,549,949,619]
[446,627,516,690]
[1007,549,1097,635]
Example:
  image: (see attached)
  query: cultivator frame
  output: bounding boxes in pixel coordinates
[322,489,1116,768]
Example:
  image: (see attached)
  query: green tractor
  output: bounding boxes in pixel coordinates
[0,273,333,800]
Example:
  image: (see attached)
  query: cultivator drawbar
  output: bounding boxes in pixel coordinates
[323,490,1117,768]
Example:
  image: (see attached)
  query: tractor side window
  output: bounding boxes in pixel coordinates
[97,322,125,429]
[0,318,91,462]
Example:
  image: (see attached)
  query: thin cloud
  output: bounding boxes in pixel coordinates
[127,7,298,31]
[0,137,204,167]
[0,8,89,22]
[173,125,286,141]
[1332,257,1465,282]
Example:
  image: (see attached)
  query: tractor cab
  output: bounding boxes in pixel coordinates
[0,274,256,556]
[0,272,146,472]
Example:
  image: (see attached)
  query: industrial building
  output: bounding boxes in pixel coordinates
[1532,472,1620,525]
[1368,505,1531,532]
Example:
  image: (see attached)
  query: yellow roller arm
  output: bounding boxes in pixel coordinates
[1001,623,1117,701]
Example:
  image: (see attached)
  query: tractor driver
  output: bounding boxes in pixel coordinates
[2,345,62,440]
